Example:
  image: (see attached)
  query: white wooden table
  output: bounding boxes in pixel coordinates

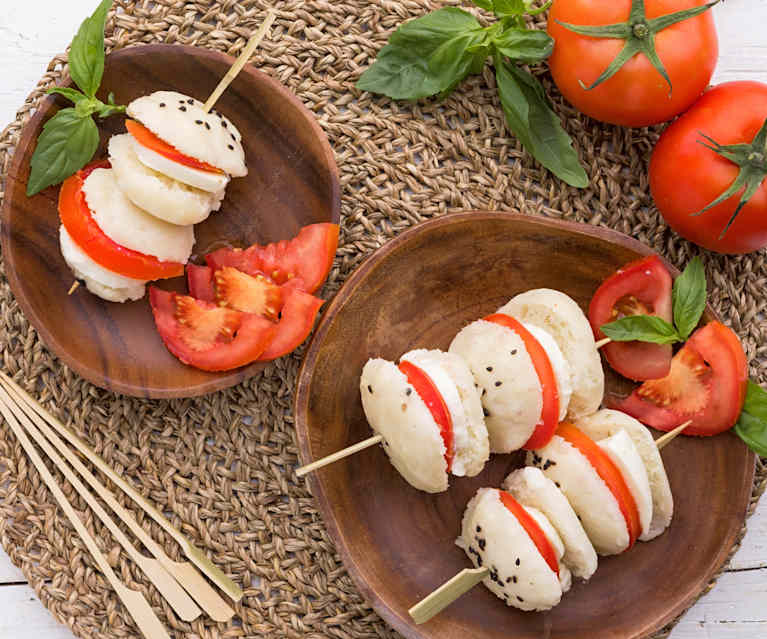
[0,1,765,637]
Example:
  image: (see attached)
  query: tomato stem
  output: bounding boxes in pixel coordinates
[691,117,767,238]
[557,0,720,94]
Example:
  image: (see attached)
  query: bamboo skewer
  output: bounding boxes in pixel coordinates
[0,371,243,603]
[0,377,235,622]
[408,420,692,624]
[296,434,382,477]
[203,9,277,113]
[67,281,80,295]
[0,385,170,639]
[595,337,611,349]
[0,382,201,621]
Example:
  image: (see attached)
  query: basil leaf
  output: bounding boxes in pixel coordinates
[357,8,488,100]
[96,101,126,118]
[47,86,88,105]
[493,0,526,17]
[493,28,553,62]
[672,256,707,340]
[26,108,99,196]
[734,381,767,457]
[472,0,495,9]
[600,315,681,344]
[68,0,112,97]
[494,58,588,188]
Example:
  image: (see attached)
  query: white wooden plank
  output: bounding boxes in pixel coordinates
[0,552,25,584]
[712,0,767,85]
[0,583,75,639]
[728,492,767,570]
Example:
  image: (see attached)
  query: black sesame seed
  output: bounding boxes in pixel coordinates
[511,349,518,355]
[228,144,234,150]
[512,575,517,583]
[179,106,187,112]
[159,102,166,107]
[478,538,486,551]
[517,596,524,602]
[230,132,236,141]
[187,98,194,104]
[483,407,490,417]
[486,366,493,372]
[495,380,502,387]
[406,388,412,396]
[222,120,228,127]
[476,525,482,533]
[515,558,520,566]
[549,460,557,467]
[506,576,512,583]
[476,556,483,567]
[482,388,486,396]
[555,481,561,488]
[367,385,373,393]
[195,119,203,125]
[205,122,211,130]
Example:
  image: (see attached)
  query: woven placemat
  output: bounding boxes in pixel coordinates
[0,1,764,638]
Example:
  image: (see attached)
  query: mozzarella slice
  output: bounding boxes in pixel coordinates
[59,226,146,303]
[522,504,565,560]
[597,430,654,539]
[130,135,230,192]
[523,322,572,421]
[81,168,195,264]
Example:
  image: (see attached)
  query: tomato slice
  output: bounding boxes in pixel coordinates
[499,491,559,576]
[149,287,277,371]
[186,264,215,302]
[589,255,673,381]
[125,120,224,174]
[484,313,559,450]
[609,321,748,436]
[259,288,324,361]
[556,422,641,550]
[398,360,454,471]
[205,223,339,293]
[59,162,185,281]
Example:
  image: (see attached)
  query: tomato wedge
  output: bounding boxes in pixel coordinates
[556,422,641,550]
[398,359,454,470]
[259,288,324,361]
[609,321,748,436]
[589,255,674,381]
[499,491,559,576]
[125,120,224,174]
[59,162,185,281]
[149,287,277,371]
[205,223,339,293]
[484,313,559,450]
[186,264,215,302]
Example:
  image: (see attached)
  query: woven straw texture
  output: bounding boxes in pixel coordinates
[0,1,764,638]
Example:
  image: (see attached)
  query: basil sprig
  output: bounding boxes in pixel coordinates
[27,0,125,196]
[734,381,767,457]
[356,3,588,188]
[601,257,706,344]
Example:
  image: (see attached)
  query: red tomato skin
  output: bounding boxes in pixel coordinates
[589,255,673,381]
[258,288,324,361]
[650,81,767,253]
[548,0,718,127]
[609,321,748,435]
[149,287,277,372]
[499,491,560,575]
[186,264,215,302]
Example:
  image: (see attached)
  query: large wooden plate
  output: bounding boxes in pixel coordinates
[2,44,340,398]
[295,211,755,639]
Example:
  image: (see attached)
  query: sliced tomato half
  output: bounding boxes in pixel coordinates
[59,162,185,281]
[259,288,324,361]
[398,359,454,471]
[187,264,215,302]
[499,491,559,576]
[556,422,641,550]
[205,223,339,293]
[484,313,559,450]
[149,287,277,371]
[589,255,673,381]
[609,321,748,436]
[125,120,224,174]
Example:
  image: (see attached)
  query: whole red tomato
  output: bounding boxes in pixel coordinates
[547,0,718,127]
[650,81,767,254]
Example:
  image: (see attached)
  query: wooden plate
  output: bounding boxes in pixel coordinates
[295,211,755,639]
[1,44,340,398]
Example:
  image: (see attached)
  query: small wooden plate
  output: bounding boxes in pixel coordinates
[295,211,755,639]
[1,44,340,398]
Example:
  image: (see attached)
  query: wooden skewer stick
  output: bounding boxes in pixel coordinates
[0,371,244,603]
[0,385,170,639]
[655,420,692,450]
[0,377,235,622]
[203,9,277,113]
[409,567,488,624]
[67,281,80,295]
[0,382,201,621]
[296,434,383,477]
[595,337,611,349]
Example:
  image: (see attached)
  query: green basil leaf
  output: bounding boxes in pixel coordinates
[734,381,767,457]
[47,86,88,105]
[493,0,526,17]
[357,8,488,100]
[494,58,588,188]
[96,101,126,118]
[493,27,554,62]
[600,315,681,344]
[26,108,99,196]
[472,0,495,9]
[672,256,707,340]
[68,0,112,97]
